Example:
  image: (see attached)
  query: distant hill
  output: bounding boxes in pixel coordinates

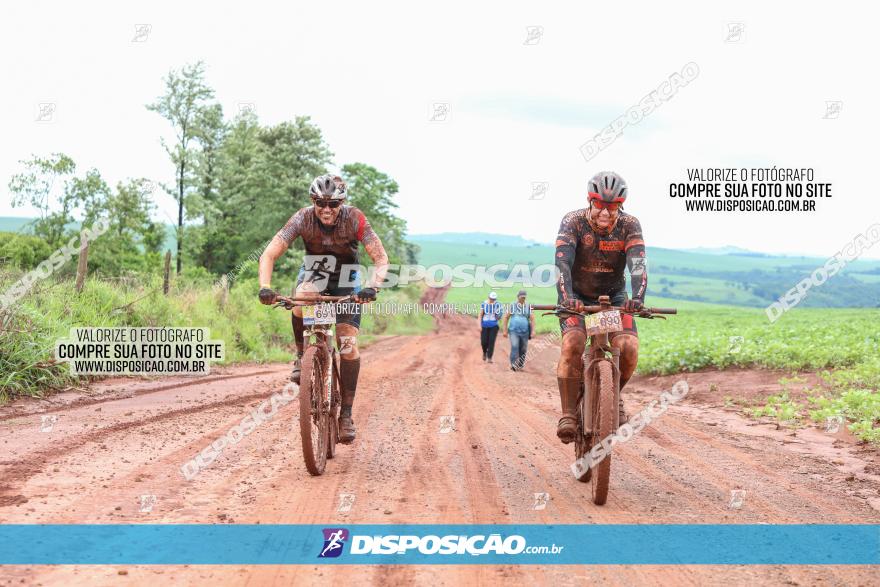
[684,245,762,256]
[0,216,34,233]
[412,234,880,308]
[0,216,178,252]
[410,232,544,247]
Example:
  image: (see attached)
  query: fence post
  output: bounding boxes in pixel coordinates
[75,235,89,293]
[163,251,171,295]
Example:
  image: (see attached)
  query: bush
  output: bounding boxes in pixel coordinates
[0,232,53,270]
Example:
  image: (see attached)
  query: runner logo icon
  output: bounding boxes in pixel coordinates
[319,528,349,558]
[303,255,337,292]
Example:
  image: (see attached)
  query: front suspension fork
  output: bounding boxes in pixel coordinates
[583,339,622,435]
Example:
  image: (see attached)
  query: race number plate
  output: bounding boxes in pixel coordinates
[585,310,623,336]
[303,303,336,326]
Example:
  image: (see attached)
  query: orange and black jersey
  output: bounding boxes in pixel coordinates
[554,209,647,303]
[275,205,379,280]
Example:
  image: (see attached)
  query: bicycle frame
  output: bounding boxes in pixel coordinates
[304,324,337,415]
[275,294,354,419]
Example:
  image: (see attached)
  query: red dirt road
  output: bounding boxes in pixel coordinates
[1,290,879,585]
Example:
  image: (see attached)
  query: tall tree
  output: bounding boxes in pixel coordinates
[191,103,227,219]
[343,163,418,266]
[146,61,217,273]
[193,114,332,275]
[192,110,262,272]
[254,117,333,245]
[86,178,164,275]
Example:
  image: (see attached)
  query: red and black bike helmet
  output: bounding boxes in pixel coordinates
[588,171,627,205]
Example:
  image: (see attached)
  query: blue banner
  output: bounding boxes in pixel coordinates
[1,525,877,565]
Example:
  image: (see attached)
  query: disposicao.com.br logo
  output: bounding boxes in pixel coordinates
[319,528,563,558]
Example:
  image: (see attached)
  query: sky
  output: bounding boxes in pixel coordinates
[2,1,879,258]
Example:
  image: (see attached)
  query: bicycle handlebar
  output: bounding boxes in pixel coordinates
[530,304,677,316]
[282,295,352,303]
[272,294,362,310]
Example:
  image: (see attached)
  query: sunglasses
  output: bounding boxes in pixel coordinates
[590,199,620,211]
[313,199,342,209]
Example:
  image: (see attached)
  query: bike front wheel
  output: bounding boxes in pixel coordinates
[574,379,592,483]
[590,360,615,505]
[299,346,329,476]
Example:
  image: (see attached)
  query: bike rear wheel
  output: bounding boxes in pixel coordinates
[299,346,329,475]
[326,360,340,459]
[590,360,614,505]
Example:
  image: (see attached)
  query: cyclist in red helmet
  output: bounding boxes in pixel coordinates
[553,171,648,443]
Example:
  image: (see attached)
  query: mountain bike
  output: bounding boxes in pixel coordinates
[533,296,676,505]
[274,293,358,476]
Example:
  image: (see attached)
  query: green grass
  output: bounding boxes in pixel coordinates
[808,390,880,443]
[747,392,802,426]
[0,271,431,402]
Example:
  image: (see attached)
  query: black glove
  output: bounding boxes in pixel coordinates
[259,287,277,305]
[623,299,643,313]
[562,297,584,313]
[355,287,378,302]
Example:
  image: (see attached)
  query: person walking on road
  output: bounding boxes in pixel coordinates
[478,291,504,363]
[502,289,535,371]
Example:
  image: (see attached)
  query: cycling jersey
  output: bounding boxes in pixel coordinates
[554,209,648,303]
[275,205,379,281]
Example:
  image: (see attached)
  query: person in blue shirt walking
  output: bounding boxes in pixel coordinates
[502,290,536,371]
[478,291,504,363]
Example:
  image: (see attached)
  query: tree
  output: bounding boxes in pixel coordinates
[86,178,165,275]
[190,103,227,220]
[8,154,163,276]
[0,233,53,269]
[146,61,217,274]
[8,153,77,248]
[255,117,333,238]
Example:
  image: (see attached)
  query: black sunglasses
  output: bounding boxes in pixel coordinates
[313,199,342,209]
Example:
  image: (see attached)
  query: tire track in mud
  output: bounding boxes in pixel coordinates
[0,379,290,508]
[0,368,285,423]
